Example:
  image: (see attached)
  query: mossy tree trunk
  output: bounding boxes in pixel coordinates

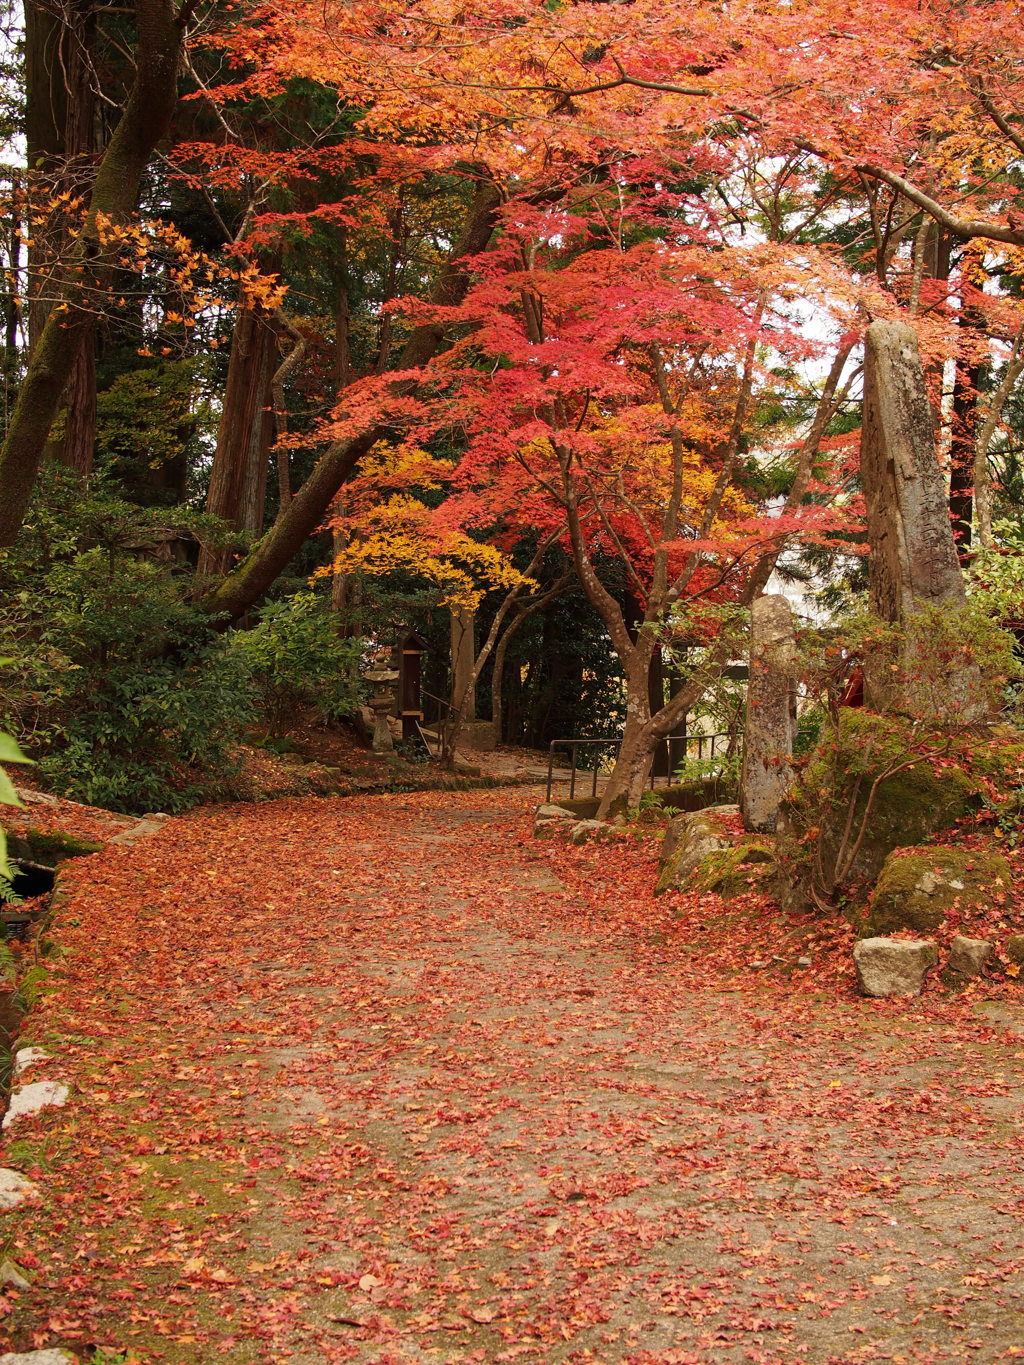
[0,0,191,547]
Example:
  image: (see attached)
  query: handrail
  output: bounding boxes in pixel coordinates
[545,732,733,802]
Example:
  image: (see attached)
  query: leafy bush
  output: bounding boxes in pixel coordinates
[226,591,363,730]
[0,476,253,813]
[0,729,31,900]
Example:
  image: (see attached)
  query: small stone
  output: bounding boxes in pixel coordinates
[0,1170,38,1210]
[3,1081,70,1130]
[109,818,166,846]
[853,937,938,998]
[0,1352,78,1364]
[533,804,575,837]
[13,1048,49,1078]
[750,960,767,969]
[796,956,812,967]
[948,935,993,978]
[0,1258,31,1289]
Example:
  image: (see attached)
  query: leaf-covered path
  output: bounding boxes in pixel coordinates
[5,789,1024,1364]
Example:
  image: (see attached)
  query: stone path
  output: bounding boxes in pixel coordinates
[3,789,1024,1363]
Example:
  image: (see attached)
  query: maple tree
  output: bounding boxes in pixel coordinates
[3,0,1024,800]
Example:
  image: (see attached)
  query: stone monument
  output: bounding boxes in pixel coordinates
[740,593,796,833]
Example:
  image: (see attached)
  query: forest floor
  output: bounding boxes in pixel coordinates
[3,786,1024,1363]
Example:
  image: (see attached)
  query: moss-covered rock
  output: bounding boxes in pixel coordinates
[24,828,104,864]
[776,710,1005,911]
[862,846,1013,938]
[655,805,739,895]
[692,840,774,898]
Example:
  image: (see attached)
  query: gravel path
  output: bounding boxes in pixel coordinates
[3,789,1024,1363]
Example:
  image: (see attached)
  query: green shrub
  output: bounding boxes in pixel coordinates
[0,480,253,813]
[226,591,363,730]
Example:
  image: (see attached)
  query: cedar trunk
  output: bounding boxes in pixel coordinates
[0,0,185,546]
[199,308,277,576]
[25,0,98,475]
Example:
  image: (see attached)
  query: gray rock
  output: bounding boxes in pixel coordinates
[655,805,739,895]
[0,1258,31,1290]
[948,935,993,977]
[459,721,497,752]
[13,1048,49,1078]
[569,820,608,845]
[853,937,938,997]
[109,818,166,847]
[2,1081,70,1130]
[0,1352,78,1364]
[533,803,575,837]
[0,1169,38,1210]
[866,847,1012,937]
[860,321,985,720]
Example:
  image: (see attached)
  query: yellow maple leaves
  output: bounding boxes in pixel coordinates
[323,448,533,609]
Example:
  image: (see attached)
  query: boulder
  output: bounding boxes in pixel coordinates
[13,1048,49,1079]
[0,1259,30,1290]
[948,935,993,978]
[776,709,981,911]
[864,846,1012,937]
[1006,935,1024,966]
[459,721,497,752]
[692,840,774,898]
[655,805,739,896]
[853,937,938,997]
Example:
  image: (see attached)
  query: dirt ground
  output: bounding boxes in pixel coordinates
[3,787,1024,1363]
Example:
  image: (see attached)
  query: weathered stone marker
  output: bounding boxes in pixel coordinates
[740,594,795,833]
[860,320,985,720]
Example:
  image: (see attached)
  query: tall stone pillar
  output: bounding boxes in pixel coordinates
[450,607,476,720]
[740,594,796,834]
[861,321,966,620]
[860,320,985,721]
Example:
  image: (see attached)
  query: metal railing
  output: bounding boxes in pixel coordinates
[545,732,733,802]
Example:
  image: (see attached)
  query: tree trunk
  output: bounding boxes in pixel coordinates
[597,698,656,817]
[199,306,277,575]
[26,0,99,476]
[0,0,186,546]
[200,178,502,625]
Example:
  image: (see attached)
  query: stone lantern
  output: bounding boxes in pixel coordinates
[363,667,400,753]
